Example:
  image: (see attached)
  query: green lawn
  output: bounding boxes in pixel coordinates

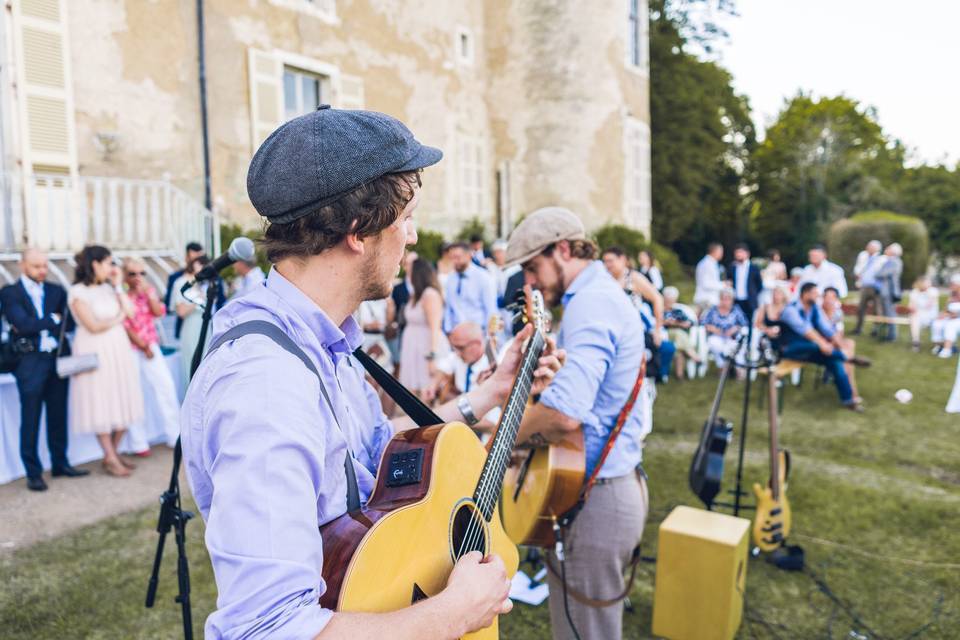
[2,327,958,639]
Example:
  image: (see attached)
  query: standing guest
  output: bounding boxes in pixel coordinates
[469,233,488,267]
[729,243,763,325]
[694,242,725,310]
[0,248,89,491]
[931,275,960,356]
[385,250,417,373]
[787,267,805,297]
[702,288,749,373]
[442,241,498,334]
[436,242,455,291]
[507,207,647,640]
[908,276,940,352]
[172,255,211,386]
[181,105,563,637]
[822,286,863,402]
[400,258,447,400]
[854,240,883,286]
[779,282,868,411]
[123,258,181,451]
[232,258,266,299]
[637,249,664,291]
[165,242,225,339]
[487,239,521,303]
[852,240,885,336]
[69,246,144,477]
[801,244,848,299]
[357,298,390,367]
[756,285,790,349]
[662,286,700,380]
[763,249,788,283]
[875,242,903,341]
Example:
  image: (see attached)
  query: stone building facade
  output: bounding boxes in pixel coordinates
[1,0,650,257]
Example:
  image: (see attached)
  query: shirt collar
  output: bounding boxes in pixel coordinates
[20,275,41,294]
[264,268,363,356]
[561,260,605,307]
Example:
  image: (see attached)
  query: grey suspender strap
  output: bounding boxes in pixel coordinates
[205,320,361,513]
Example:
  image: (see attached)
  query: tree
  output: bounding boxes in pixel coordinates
[649,0,756,265]
[897,164,960,273]
[750,94,905,265]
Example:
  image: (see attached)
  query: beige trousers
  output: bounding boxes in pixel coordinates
[547,472,649,640]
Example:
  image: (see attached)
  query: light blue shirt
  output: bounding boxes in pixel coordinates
[780,300,836,343]
[538,261,648,479]
[20,275,58,352]
[181,268,395,639]
[442,262,498,333]
[859,254,885,288]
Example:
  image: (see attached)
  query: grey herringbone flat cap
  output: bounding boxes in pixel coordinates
[247,105,442,223]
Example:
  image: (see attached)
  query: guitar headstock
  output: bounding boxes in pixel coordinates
[487,314,504,339]
[508,284,546,336]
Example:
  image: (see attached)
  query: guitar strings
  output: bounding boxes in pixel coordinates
[456,332,543,561]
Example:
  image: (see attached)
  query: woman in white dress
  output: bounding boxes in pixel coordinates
[172,255,211,387]
[68,245,144,477]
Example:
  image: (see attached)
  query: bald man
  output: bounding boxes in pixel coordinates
[432,322,500,430]
[1,248,88,491]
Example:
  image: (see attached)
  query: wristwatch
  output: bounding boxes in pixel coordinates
[457,394,479,426]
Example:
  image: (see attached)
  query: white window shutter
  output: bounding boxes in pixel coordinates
[13,0,77,175]
[338,74,365,110]
[247,48,283,152]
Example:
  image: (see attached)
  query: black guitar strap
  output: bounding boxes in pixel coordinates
[206,321,361,512]
[352,347,443,428]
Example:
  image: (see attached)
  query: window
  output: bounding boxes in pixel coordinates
[283,67,323,121]
[458,135,485,216]
[624,118,651,234]
[627,0,648,71]
[456,27,474,65]
[268,0,337,23]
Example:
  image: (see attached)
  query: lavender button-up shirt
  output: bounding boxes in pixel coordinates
[181,268,395,639]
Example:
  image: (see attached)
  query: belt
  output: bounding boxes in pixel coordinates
[594,464,647,485]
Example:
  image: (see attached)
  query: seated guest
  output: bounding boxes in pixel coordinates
[908,276,939,352]
[431,322,500,431]
[787,267,804,297]
[779,282,868,412]
[822,286,862,403]
[756,285,790,348]
[356,297,390,368]
[122,258,181,451]
[702,288,749,373]
[931,274,960,357]
[637,249,664,292]
[662,286,700,380]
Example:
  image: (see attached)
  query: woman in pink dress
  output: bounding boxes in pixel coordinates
[68,245,144,477]
[399,259,446,400]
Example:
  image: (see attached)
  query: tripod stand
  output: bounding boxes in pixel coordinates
[145,281,218,640]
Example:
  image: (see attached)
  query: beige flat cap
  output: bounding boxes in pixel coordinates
[505,206,586,267]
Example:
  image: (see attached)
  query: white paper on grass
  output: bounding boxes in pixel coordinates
[509,570,550,606]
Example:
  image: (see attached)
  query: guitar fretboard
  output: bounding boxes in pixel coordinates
[473,330,545,521]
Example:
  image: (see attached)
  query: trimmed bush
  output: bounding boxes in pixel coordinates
[411,228,447,264]
[219,222,269,276]
[592,224,684,285]
[828,211,929,288]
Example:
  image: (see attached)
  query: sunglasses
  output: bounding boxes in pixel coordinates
[126,271,147,277]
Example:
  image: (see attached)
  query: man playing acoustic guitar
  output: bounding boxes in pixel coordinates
[506,207,650,640]
[180,106,563,639]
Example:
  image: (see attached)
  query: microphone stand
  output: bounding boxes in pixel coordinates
[145,279,218,640]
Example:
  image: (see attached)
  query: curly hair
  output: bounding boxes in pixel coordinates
[543,239,598,261]
[260,171,421,263]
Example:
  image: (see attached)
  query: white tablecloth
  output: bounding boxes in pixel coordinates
[0,352,183,484]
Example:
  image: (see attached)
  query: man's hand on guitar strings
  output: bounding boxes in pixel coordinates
[488,324,564,400]
[442,551,514,635]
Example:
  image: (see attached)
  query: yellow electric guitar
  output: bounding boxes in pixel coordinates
[752,372,792,552]
[319,290,547,639]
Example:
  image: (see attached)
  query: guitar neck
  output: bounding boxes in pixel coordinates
[767,373,781,499]
[473,330,545,520]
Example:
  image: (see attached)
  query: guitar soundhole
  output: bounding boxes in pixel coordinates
[451,502,487,560]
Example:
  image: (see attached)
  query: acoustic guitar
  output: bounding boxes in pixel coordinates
[688,337,737,509]
[752,372,792,552]
[319,290,547,639]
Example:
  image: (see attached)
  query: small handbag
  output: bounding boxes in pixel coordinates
[55,303,98,378]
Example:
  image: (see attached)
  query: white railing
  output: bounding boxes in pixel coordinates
[5,174,219,256]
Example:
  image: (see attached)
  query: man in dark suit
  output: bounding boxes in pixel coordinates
[729,243,763,325]
[0,248,89,491]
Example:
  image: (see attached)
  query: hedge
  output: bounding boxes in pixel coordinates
[828,211,929,288]
[592,224,684,285]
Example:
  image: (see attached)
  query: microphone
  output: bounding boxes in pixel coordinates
[194,237,256,282]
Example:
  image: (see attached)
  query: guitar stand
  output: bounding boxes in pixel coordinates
[711,330,776,518]
[145,281,218,640]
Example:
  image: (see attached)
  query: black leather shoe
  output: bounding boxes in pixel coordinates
[27,476,48,491]
[52,465,91,478]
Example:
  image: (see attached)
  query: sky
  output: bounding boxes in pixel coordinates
[709,0,960,166]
